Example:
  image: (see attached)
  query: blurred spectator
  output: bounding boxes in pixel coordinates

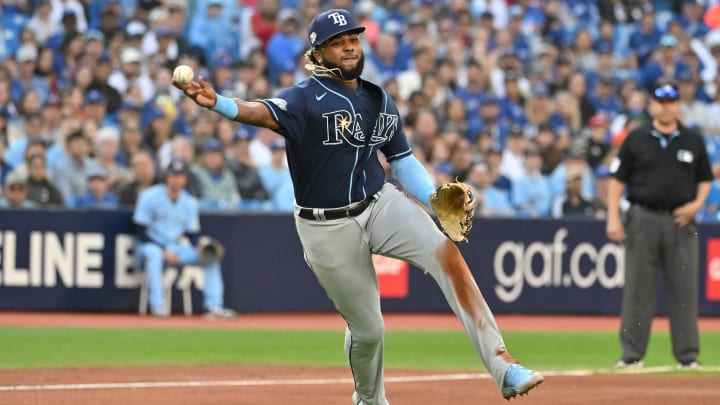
[88,54,123,116]
[108,47,154,102]
[397,46,435,101]
[678,73,710,128]
[467,96,510,144]
[11,45,50,105]
[368,33,404,85]
[548,145,595,203]
[678,0,710,39]
[638,34,689,92]
[465,160,515,217]
[188,0,239,64]
[534,123,565,175]
[191,138,240,210]
[227,128,271,211]
[258,139,294,212]
[511,145,551,218]
[75,165,118,209]
[499,129,528,181]
[142,105,173,162]
[266,9,304,86]
[5,112,48,168]
[26,0,61,45]
[92,126,131,190]
[7,135,48,180]
[585,114,613,169]
[25,154,64,208]
[551,166,596,218]
[0,171,37,209]
[590,74,623,120]
[628,9,662,68]
[484,144,512,195]
[52,129,92,207]
[117,113,147,165]
[117,150,158,207]
[566,71,598,127]
[50,0,88,33]
[82,89,113,127]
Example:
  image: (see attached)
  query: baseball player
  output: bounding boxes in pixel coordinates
[133,158,236,319]
[174,9,542,403]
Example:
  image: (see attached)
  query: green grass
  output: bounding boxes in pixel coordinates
[1,327,718,372]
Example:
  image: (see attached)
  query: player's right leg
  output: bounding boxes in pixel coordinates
[295,213,389,405]
[136,242,166,316]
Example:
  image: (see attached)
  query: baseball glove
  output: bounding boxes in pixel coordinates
[197,236,226,266]
[430,181,478,243]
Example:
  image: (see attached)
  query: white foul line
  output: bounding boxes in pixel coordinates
[0,370,589,392]
[0,367,716,392]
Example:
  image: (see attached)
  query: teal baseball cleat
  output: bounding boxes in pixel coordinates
[501,364,544,400]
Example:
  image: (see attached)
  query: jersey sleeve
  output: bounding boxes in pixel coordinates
[379,97,412,162]
[610,131,634,183]
[257,87,306,143]
[132,189,153,226]
[693,134,714,182]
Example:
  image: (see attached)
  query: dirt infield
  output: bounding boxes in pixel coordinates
[0,313,719,405]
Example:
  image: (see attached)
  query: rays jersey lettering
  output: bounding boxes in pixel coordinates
[322,110,399,147]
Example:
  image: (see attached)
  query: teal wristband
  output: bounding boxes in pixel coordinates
[210,95,239,120]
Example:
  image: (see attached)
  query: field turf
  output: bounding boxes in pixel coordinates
[1,327,718,373]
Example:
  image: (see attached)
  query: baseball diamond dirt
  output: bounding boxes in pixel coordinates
[0,313,718,405]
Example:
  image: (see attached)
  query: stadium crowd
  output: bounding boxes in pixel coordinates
[2,0,720,220]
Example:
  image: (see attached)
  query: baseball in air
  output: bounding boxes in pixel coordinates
[173,65,194,85]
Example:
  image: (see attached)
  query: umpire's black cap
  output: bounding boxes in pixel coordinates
[308,9,365,48]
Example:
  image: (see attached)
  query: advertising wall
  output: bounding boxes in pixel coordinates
[0,209,718,315]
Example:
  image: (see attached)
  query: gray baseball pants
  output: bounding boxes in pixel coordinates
[294,183,510,405]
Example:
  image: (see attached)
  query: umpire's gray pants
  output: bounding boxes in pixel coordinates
[621,205,700,364]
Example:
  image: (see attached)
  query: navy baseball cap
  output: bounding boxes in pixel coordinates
[233,127,252,142]
[308,9,365,48]
[167,158,190,176]
[85,90,106,104]
[203,138,223,153]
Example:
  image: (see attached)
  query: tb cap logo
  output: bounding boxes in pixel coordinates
[328,11,347,26]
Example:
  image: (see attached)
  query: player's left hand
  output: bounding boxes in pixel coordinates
[172,76,217,109]
[673,202,699,227]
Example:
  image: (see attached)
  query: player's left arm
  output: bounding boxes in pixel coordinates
[388,154,435,210]
[173,77,280,130]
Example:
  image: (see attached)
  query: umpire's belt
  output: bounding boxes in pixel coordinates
[634,203,676,215]
[297,193,379,221]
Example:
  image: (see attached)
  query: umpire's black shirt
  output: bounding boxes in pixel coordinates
[611,122,713,210]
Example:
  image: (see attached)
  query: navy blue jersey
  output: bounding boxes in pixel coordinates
[259,76,412,208]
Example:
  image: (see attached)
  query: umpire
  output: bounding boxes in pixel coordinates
[606,82,712,370]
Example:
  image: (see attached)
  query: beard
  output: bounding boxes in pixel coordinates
[321,54,365,81]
